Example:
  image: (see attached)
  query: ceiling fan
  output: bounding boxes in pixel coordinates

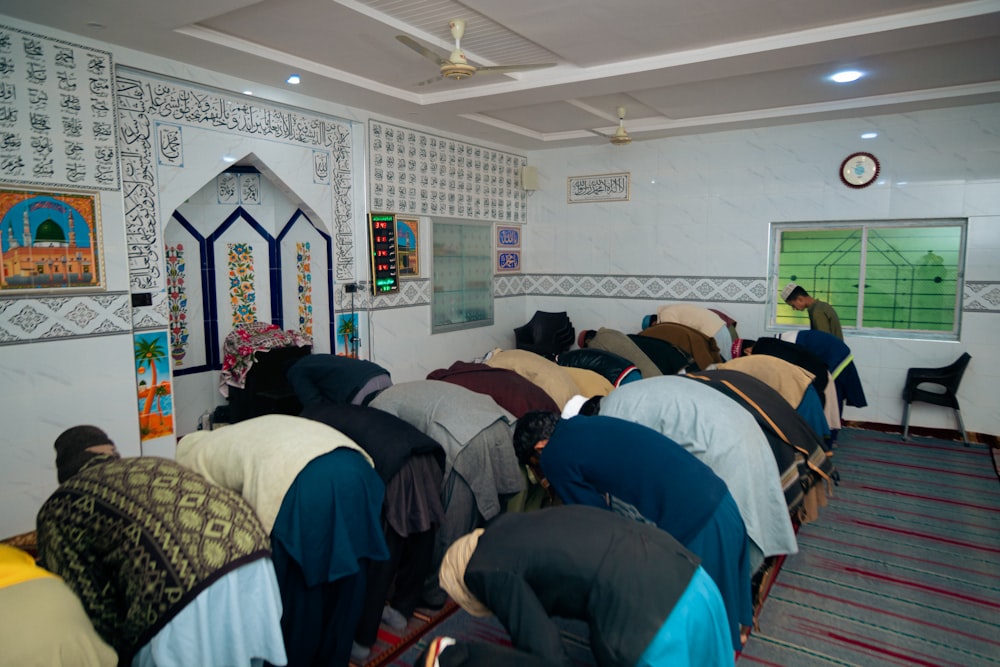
[396,19,555,85]
[609,106,632,146]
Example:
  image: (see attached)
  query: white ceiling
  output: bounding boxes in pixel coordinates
[3,0,1000,150]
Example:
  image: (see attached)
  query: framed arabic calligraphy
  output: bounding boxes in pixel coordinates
[567,172,630,204]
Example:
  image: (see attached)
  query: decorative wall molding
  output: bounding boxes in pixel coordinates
[335,279,431,311]
[512,274,769,302]
[0,292,131,344]
[965,281,1000,312]
[5,276,995,344]
[132,292,168,330]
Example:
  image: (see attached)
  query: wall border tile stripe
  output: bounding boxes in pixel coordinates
[4,277,996,345]
[0,293,131,344]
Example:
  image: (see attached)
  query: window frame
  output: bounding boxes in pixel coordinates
[767,218,967,341]
[430,217,495,334]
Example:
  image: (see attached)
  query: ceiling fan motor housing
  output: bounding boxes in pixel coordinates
[441,63,476,80]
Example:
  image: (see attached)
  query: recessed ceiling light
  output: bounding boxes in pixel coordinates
[286,74,301,85]
[830,70,863,83]
[861,132,878,139]
[242,90,254,96]
[222,155,237,163]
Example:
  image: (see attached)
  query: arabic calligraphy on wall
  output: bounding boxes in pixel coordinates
[567,172,630,204]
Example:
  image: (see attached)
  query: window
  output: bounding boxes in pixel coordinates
[770,220,966,337]
[432,219,494,333]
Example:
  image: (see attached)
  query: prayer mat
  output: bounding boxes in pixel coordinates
[351,601,460,667]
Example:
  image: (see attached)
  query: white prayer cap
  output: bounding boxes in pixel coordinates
[781,282,799,301]
[561,394,588,419]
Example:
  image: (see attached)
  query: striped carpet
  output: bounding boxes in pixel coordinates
[371,428,999,667]
[740,428,1000,666]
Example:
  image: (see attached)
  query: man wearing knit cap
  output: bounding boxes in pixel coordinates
[53,425,119,483]
[782,282,844,340]
[37,425,287,667]
[436,505,732,667]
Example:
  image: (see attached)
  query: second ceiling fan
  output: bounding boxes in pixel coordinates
[396,19,555,85]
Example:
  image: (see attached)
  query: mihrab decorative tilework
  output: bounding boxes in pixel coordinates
[227,243,256,325]
[297,241,313,338]
[0,292,130,344]
[115,67,356,292]
[165,244,189,365]
[368,120,526,223]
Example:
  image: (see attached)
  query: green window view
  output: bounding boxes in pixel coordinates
[773,221,965,335]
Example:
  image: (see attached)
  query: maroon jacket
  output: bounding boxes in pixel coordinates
[426,361,559,418]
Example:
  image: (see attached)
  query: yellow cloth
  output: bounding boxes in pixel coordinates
[0,574,117,666]
[562,367,614,398]
[439,529,491,617]
[0,543,57,590]
[485,349,581,409]
[657,303,725,338]
[716,356,814,408]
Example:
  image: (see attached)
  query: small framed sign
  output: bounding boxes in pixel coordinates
[496,224,521,248]
[396,217,419,277]
[497,250,521,273]
[567,172,630,203]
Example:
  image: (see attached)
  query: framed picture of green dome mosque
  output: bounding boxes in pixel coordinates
[0,186,104,293]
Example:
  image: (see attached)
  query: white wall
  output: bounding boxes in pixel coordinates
[363,294,525,383]
[0,335,141,535]
[523,104,1000,437]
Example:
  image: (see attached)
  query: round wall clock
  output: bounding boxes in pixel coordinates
[840,152,880,188]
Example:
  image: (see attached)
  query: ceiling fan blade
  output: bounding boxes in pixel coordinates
[474,63,556,74]
[395,35,449,67]
[415,75,444,87]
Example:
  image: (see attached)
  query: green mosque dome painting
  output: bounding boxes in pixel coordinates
[1,190,102,291]
[34,219,68,244]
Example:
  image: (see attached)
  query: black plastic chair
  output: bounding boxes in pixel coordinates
[901,352,971,446]
[514,311,575,360]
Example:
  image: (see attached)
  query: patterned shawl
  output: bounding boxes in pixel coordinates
[36,456,271,664]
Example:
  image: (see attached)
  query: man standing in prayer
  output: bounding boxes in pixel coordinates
[782,282,844,340]
[36,425,287,667]
[176,414,389,667]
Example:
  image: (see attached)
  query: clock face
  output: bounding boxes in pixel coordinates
[840,152,880,188]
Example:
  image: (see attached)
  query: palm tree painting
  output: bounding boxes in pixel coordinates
[134,332,173,441]
[336,313,358,358]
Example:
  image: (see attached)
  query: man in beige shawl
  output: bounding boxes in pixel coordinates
[176,414,373,533]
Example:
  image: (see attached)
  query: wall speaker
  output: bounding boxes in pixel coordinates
[520,165,539,191]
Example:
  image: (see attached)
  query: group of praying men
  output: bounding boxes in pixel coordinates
[5,288,864,667]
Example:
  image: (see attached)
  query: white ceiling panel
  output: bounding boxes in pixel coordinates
[0,0,997,149]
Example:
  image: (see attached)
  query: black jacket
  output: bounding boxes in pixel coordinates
[464,506,699,667]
